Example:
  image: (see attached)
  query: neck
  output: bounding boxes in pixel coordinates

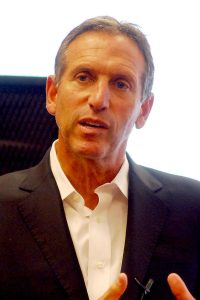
[55,141,124,209]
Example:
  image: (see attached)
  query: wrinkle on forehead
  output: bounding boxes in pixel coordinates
[64,31,146,80]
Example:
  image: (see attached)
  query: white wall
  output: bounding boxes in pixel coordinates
[1,0,200,180]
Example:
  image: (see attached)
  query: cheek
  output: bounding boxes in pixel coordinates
[55,97,81,134]
[118,102,141,130]
[122,115,136,136]
[55,89,73,117]
[54,98,71,131]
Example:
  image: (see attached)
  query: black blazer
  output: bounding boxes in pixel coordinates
[0,150,200,300]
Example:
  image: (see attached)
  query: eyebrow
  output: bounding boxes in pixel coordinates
[68,62,139,86]
[68,65,93,76]
[71,64,136,77]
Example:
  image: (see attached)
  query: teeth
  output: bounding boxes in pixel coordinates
[83,122,103,128]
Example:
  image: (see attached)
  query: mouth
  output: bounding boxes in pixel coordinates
[79,118,109,129]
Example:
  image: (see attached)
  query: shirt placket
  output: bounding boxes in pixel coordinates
[87,195,112,300]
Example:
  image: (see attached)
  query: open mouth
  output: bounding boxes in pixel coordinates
[79,119,109,129]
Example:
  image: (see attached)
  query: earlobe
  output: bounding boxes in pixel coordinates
[46,75,58,116]
[135,93,154,129]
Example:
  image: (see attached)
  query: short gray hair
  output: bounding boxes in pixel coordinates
[54,16,154,100]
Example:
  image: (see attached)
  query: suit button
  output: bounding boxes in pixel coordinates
[96,217,101,223]
[96,261,105,269]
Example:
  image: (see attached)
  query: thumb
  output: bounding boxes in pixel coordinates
[98,273,128,300]
[167,273,195,300]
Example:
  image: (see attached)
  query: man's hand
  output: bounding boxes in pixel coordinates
[98,273,128,300]
[98,272,195,300]
[167,273,196,300]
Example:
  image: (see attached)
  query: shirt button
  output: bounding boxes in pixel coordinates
[74,194,81,203]
[74,198,80,203]
[96,261,105,269]
[96,217,101,223]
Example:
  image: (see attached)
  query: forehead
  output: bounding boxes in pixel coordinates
[64,31,146,76]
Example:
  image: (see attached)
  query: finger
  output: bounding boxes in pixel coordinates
[167,273,195,300]
[98,273,128,300]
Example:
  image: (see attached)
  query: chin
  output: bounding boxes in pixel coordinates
[78,150,105,160]
[76,145,107,160]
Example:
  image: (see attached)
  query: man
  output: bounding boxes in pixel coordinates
[0,16,200,300]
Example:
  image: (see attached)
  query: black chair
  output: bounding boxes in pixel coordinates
[0,76,58,175]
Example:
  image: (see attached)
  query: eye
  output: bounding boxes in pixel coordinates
[115,79,130,90]
[77,73,89,82]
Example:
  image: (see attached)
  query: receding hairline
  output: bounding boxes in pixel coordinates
[55,18,148,80]
[54,16,154,99]
[59,29,145,72]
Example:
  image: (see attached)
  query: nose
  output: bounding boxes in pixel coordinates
[88,80,110,112]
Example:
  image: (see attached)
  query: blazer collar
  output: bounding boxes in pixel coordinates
[122,155,169,299]
[18,151,169,300]
[18,151,89,300]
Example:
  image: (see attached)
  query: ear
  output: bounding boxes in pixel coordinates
[46,75,58,116]
[135,93,154,129]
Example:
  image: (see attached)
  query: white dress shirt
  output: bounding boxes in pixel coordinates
[50,141,129,300]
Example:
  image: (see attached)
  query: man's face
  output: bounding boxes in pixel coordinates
[46,31,153,162]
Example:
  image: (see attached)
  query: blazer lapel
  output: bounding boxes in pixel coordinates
[17,152,89,300]
[15,151,169,300]
[122,158,169,299]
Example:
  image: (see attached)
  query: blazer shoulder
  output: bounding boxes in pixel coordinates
[0,150,51,201]
[127,154,200,207]
[145,166,200,191]
[0,168,34,201]
[138,164,200,209]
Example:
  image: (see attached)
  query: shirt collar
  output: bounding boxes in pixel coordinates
[50,140,74,200]
[111,156,129,197]
[50,140,129,200]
